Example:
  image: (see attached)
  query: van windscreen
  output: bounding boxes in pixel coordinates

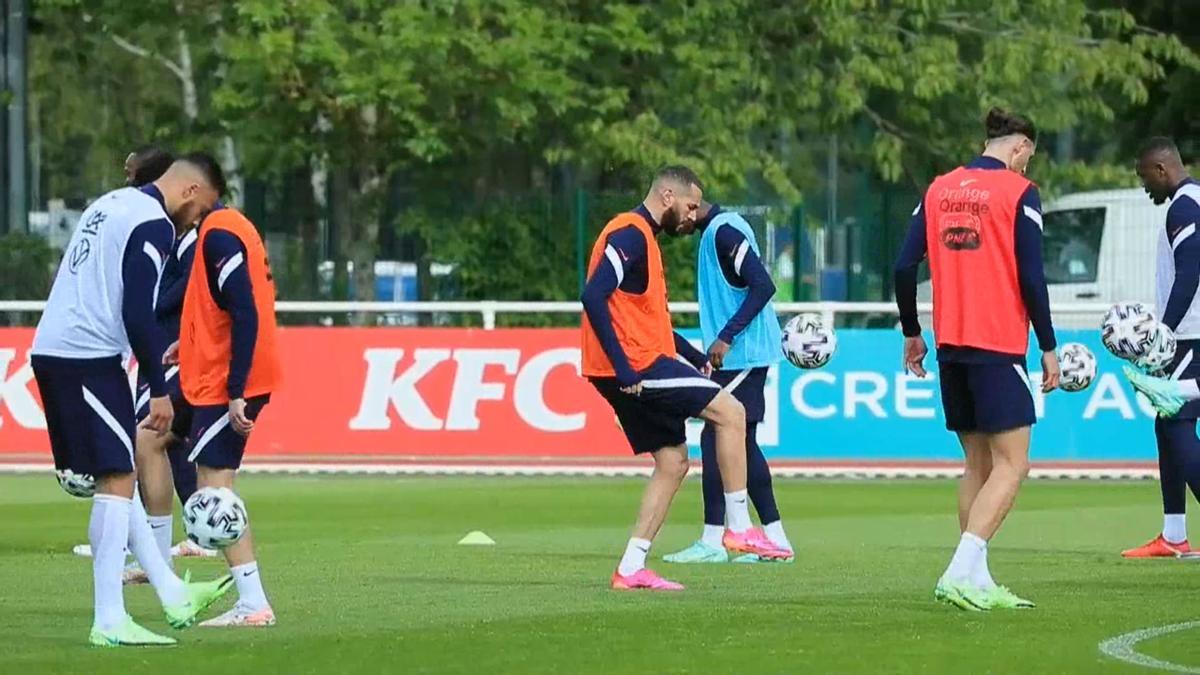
[1042,207,1105,284]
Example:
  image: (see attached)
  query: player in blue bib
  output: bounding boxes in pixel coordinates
[663,202,794,563]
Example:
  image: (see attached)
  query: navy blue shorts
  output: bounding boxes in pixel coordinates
[187,395,271,470]
[135,365,192,439]
[939,361,1035,433]
[31,355,136,477]
[590,356,723,454]
[1166,339,1200,420]
[710,367,768,423]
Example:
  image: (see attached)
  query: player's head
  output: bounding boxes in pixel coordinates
[124,145,175,187]
[1136,136,1186,205]
[646,165,703,237]
[982,107,1037,174]
[153,151,226,227]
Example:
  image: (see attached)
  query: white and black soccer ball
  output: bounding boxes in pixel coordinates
[1100,302,1158,361]
[55,469,95,498]
[1135,322,1177,375]
[781,313,837,369]
[1057,343,1097,393]
[183,486,249,550]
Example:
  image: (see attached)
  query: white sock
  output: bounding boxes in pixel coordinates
[701,525,724,548]
[90,495,131,631]
[763,521,793,551]
[148,514,174,565]
[1164,514,1188,544]
[1182,380,1200,400]
[969,544,997,591]
[724,490,752,532]
[617,538,651,577]
[231,561,269,611]
[128,494,186,606]
[942,532,986,583]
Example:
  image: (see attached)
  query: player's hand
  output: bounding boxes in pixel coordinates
[700,360,714,378]
[229,398,255,436]
[139,396,174,436]
[162,341,180,366]
[1041,350,1061,393]
[903,336,928,378]
[707,339,731,370]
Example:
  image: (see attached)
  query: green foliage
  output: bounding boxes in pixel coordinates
[0,233,57,299]
[25,1,1200,301]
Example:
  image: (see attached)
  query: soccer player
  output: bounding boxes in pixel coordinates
[170,204,281,626]
[31,153,232,646]
[581,165,791,592]
[663,201,793,564]
[75,146,216,573]
[1120,137,1200,557]
[893,108,1060,611]
[130,146,218,573]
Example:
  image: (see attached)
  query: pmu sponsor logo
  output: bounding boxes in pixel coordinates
[939,213,982,251]
[350,347,586,432]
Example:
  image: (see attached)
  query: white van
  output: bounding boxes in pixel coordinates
[917,187,1168,329]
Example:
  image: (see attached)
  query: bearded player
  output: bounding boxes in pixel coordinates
[581,165,790,592]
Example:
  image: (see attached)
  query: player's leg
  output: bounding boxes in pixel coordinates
[957,432,991,533]
[1123,418,1191,556]
[32,355,176,645]
[169,439,199,505]
[695,390,787,559]
[192,396,276,625]
[663,423,728,563]
[616,442,691,584]
[935,362,1035,610]
[135,427,177,565]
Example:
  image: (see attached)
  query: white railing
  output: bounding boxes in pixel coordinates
[0,300,1114,330]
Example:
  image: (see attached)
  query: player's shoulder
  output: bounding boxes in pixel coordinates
[1169,181,1200,219]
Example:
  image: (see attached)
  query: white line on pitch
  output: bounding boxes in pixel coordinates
[1098,621,1200,673]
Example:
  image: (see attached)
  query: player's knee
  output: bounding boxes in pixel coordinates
[655,450,690,482]
[1008,455,1031,481]
[709,394,746,433]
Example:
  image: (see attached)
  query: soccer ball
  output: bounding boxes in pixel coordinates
[1057,343,1097,393]
[183,487,249,550]
[781,313,837,369]
[1100,302,1158,360]
[1135,322,1177,375]
[56,469,95,498]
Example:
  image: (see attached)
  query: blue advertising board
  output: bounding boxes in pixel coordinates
[682,329,1165,462]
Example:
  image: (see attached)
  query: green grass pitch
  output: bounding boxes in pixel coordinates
[2,474,1199,673]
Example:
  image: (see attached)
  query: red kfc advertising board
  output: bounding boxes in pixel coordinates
[0,328,631,460]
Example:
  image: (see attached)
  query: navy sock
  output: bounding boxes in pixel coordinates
[168,438,198,506]
[1160,418,1200,497]
[1156,418,1187,514]
[745,423,780,524]
[700,423,725,527]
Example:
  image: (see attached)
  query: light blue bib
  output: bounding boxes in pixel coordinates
[698,212,782,370]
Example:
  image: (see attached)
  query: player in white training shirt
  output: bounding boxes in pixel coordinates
[31,153,232,647]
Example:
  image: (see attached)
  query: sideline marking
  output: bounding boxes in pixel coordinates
[1098,621,1200,673]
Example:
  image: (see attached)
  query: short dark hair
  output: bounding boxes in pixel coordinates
[128,145,175,187]
[1138,136,1180,160]
[655,164,703,191]
[178,151,228,197]
[985,107,1037,143]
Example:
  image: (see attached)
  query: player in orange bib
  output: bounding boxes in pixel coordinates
[894,108,1060,611]
[581,166,790,591]
[170,204,281,627]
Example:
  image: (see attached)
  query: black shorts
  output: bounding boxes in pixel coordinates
[187,395,271,470]
[939,361,1036,433]
[710,367,768,424]
[135,365,193,439]
[590,356,722,454]
[31,355,136,478]
[1166,339,1200,420]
